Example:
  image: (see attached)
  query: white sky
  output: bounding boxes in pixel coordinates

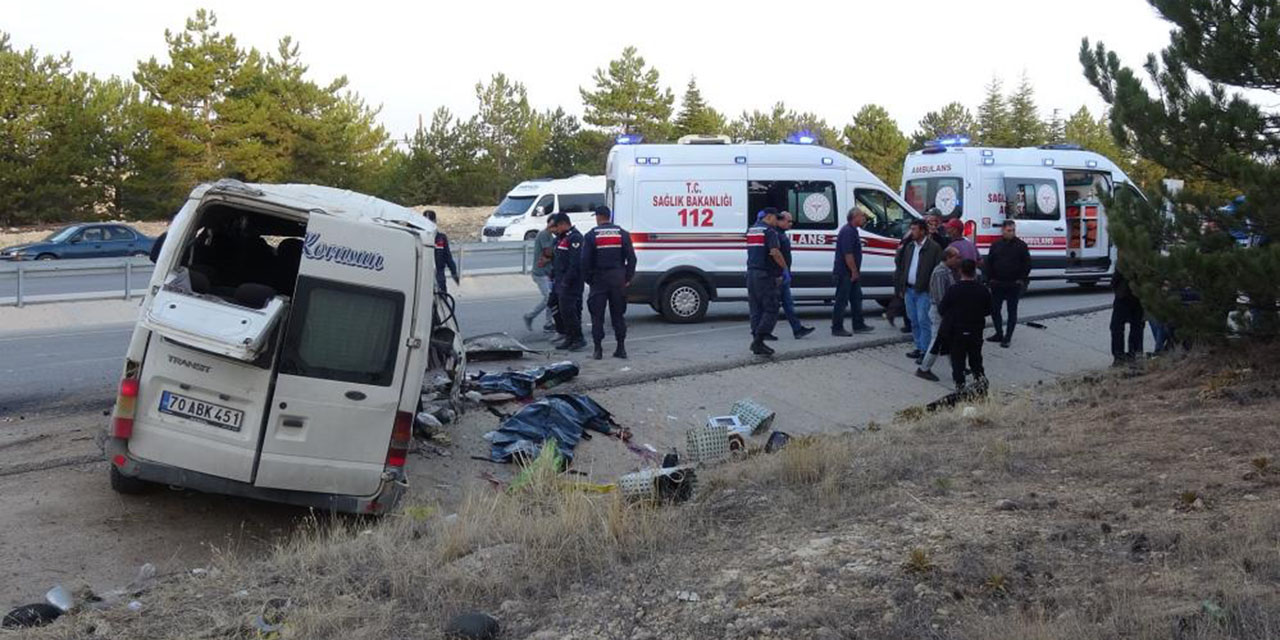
[8,0,1176,140]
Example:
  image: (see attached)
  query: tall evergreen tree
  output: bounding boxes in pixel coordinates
[473,73,543,190]
[1081,0,1280,339]
[1006,72,1047,147]
[910,101,976,148]
[727,102,838,146]
[1046,108,1066,144]
[843,104,909,187]
[673,77,725,138]
[975,76,1011,146]
[580,46,674,141]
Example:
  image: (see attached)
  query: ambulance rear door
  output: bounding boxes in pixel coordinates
[1002,168,1067,277]
[746,167,842,296]
[253,214,419,497]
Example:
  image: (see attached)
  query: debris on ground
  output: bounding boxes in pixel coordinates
[685,421,731,465]
[464,332,543,361]
[924,377,990,412]
[764,430,792,453]
[2,603,63,629]
[444,611,501,639]
[618,453,697,504]
[730,399,776,434]
[466,361,579,400]
[483,394,617,463]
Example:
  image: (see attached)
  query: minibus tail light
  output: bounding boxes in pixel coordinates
[111,373,140,439]
[386,411,413,468]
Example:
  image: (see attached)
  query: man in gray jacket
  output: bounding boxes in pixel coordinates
[895,219,945,362]
[915,246,961,381]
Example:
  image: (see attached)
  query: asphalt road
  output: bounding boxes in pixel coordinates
[0,281,1112,414]
[0,244,529,301]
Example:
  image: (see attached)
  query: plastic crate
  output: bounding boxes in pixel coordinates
[685,423,730,465]
[731,399,776,434]
[618,466,697,502]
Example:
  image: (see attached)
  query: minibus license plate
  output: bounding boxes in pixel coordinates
[159,391,244,432]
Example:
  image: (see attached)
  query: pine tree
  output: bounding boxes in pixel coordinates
[726,102,838,146]
[1081,0,1280,339]
[975,76,1011,146]
[580,46,675,141]
[1006,73,1047,147]
[1046,108,1066,144]
[843,104,909,187]
[473,73,542,189]
[910,101,976,148]
[673,77,725,138]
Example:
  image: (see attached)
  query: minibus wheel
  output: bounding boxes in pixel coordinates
[110,466,154,495]
[659,277,709,323]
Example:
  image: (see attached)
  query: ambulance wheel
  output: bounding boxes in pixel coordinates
[110,466,153,495]
[658,277,708,323]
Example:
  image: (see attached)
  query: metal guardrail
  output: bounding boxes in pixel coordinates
[0,242,536,307]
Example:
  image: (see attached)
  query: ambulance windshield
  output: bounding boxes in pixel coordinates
[904,177,964,218]
[494,195,535,216]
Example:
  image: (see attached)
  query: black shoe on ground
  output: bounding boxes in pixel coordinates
[751,338,775,356]
[523,314,534,332]
[915,368,940,382]
[1000,341,1010,349]
[831,328,853,337]
[905,349,924,359]
[793,326,815,339]
[763,333,779,341]
[592,344,603,360]
[986,334,1004,343]
[900,326,913,334]
[542,322,556,332]
[564,339,587,352]
[853,325,874,334]
[613,346,628,359]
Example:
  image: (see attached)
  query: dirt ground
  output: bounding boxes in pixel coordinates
[0,205,493,248]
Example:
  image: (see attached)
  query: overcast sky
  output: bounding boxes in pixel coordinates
[9,0,1176,140]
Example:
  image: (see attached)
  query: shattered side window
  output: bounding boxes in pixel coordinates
[279,277,404,386]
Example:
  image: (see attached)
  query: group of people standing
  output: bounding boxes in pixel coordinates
[521,206,637,360]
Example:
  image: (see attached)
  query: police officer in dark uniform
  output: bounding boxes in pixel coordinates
[746,207,791,356]
[582,205,637,360]
[549,213,586,351]
[423,210,459,293]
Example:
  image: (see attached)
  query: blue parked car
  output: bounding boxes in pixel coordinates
[0,223,156,261]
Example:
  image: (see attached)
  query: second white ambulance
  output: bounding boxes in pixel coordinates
[608,135,919,323]
[901,139,1142,285]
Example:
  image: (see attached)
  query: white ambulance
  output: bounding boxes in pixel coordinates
[607,136,919,323]
[480,174,607,242]
[105,179,461,514]
[901,140,1141,285]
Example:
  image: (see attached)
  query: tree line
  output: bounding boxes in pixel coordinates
[5,10,1152,226]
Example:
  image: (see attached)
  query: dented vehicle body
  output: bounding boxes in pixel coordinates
[105,180,459,514]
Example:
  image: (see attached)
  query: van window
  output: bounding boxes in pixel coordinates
[558,193,606,213]
[855,189,911,239]
[904,177,964,218]
[279,277,404,387]
[1005,179,1061,221]
[534,195,555,215]
[494,195,535,216]
[747,181,838,231]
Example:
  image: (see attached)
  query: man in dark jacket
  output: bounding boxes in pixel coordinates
[776,211,816,339]
[895,219,944,361]
[832,208,873,336]
[424,210,460,294]
[985,219,1032,347]
[550,213,586,351]
[1110,265,1145,366]
[938,259,993,391]
[582,206,637,359]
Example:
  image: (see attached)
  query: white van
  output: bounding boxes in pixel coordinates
[481,175,606,242]
[606,138,919,323]
[104,179,460,514]
[901,140,1141,285]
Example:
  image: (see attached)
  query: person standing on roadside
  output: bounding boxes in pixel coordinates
[776,211,816,340]
[926,209,950,249]
[938,259,992,392]
[984,219,1031,348]
[915,246,962,382]
[423,210,460,294]
[747,207,789,356]
[550,213,586,352]
[832,207,874,336]
[1110,262,1145,366]
[582,206,637,360]
[895,219,943,363]
[944,218,978,265]
[523,217,559,333]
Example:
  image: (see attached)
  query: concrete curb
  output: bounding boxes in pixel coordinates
[560,303,1116,393]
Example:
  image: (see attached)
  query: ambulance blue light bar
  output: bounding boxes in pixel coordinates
[785,130,816,145]
[935,135,971,147]
[616,134,644,145]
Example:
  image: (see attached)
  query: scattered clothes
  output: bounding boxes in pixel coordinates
[483,394,616,463]
[925,378,990,412]
[464,332,543,361]
[765,430,792,454]
[466,361,579,399]
[444,612,501,640]
[3,603,62,629]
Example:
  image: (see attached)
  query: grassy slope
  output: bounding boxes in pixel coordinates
[29,348,1280,639]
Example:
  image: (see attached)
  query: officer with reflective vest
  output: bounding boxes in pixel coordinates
[549,213,586,351]
[746,207,791,356]
[423,210,459,293]
[582,205,637,360]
